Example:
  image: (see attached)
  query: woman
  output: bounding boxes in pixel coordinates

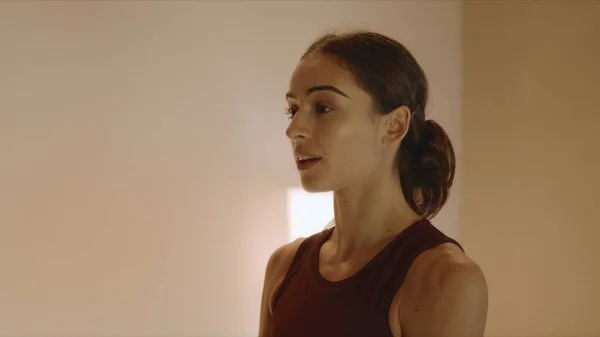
[259,30,488,337]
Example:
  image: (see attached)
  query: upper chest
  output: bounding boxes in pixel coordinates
[271,278,396,337]
[269,247,407,337]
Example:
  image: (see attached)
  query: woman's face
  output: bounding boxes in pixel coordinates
[285,53,393,192]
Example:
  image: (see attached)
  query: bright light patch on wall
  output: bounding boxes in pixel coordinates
[287,187,334,241]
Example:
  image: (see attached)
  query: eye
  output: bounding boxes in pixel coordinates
[285,106,298,119]
[315,103,332,114]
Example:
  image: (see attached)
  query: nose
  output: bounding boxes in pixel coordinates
[285,110,312,141]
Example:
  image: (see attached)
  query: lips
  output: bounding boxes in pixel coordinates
[295,154,321,163]
[294,153,322,171]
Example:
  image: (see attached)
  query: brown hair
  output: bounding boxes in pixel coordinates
[303,30,455,219]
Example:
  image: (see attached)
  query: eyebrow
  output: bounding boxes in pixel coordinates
[286,85,350,99]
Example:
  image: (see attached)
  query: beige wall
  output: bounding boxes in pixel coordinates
[462,2,600,336]
[0,2,462,336]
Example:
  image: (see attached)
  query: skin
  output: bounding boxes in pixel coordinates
[258,53,488,337]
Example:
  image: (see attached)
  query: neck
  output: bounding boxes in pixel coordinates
[330,172,421,259]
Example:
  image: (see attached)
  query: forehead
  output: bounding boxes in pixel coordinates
[288,54,360,96]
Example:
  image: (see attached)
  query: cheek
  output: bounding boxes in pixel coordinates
[324,117,382,170]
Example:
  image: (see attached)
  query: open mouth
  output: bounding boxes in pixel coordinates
[296,155,321,164]
[295,154,322,170]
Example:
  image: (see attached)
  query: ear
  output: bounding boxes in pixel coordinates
[382,105,411,144]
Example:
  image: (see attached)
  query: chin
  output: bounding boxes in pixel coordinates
[300,177,332,193]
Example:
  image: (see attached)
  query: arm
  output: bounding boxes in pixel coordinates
[399,247,488,337]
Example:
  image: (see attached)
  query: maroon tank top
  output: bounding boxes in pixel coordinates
[269,219,462,337]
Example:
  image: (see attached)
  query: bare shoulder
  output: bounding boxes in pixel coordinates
[413,243,486,290]
[397,243,488,337]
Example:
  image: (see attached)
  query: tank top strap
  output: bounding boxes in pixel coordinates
[374,220,463,314]
[271,228,334,308]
